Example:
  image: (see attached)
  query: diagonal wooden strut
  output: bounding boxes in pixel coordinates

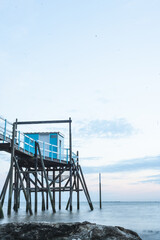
[0,167,11,207]
[0,201,3,219]
[14,157,33,215]
[72,159,94,211]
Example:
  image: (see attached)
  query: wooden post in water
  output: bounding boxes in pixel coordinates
[59,169,61,210]
[26,171,29,213]
[46,168,49,210]
[41,171,45,211]
[34,145,38,213]
[13,164,18,212]
[99,173,102,209]
[53,168,55,208]
[0,201,4,219]
[7,121,16,216]
[77,151,80,210]
[69,118,72,211]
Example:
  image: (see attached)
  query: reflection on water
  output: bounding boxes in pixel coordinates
[0,201,160,240]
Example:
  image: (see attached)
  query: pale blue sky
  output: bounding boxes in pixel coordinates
[0,0,160,201]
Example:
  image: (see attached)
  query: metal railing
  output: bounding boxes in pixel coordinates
[0,116,13,142]
[0,116,78,164]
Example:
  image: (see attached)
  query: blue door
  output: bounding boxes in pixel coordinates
[49,133,58,159]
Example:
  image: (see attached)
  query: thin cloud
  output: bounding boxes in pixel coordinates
[80,156,102,161]
[139,174,160,184]
[76,119,135,139]
[82,155,160,174]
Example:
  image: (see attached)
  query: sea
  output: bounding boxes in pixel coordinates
[0,201,159,240]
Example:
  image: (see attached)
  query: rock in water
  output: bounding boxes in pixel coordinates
[0,221,142,240]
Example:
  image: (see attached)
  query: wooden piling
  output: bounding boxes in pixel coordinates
[7,122,16,216]
[59,169,61,210]
[77,151,80,210]
[34,148,38,213]
[14,158,33,215]
[46,168,49,210]
[99,173,102,209]
[69,118,72,211]
[13,165,18,212]
[28,171,32,211]
[37,142,56,213]
[0,168,11,207]
[0,201,4,219]
[26,171,30,213]
[53,168,55,208]
[41,171,45,211]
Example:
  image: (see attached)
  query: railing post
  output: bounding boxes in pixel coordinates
[3,119,7,142]
[23,135,25,152]
[52,145,53,160]
[43,142,45,159]
[18,131,20,150]
[29,138,30,153]
[66,149,68,164]
[59,146,61,163]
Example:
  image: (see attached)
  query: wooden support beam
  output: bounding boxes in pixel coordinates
[17,168,25,210]
[7,121,16,216]
[36,142,56,213]
[63,177,70,190]
[13,165,18,212]
[34,149,38,213]
[69,118,72,211]
[26,171,29,213]
[53,168,55,208]
[77,151,80,210]
[28,171,32,211]
[17,119,72,125]
[0,168,11,207]
[32,172,43,187]
[14,158,33,215]
[17,175,21,209]
[49,169,66,186]
[0,201,4,219]
[70,159,93,211]
[59,169,61,210]
[66,180,76,210]
[46,168,49,210]
[79,166,94,210]
[41,171,45,211]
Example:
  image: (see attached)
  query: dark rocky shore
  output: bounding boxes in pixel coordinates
[0,222,142,240]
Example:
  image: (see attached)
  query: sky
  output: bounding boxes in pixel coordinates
[0,0,160,201]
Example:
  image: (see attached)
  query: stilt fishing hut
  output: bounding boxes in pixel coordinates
[0,116,93,218]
